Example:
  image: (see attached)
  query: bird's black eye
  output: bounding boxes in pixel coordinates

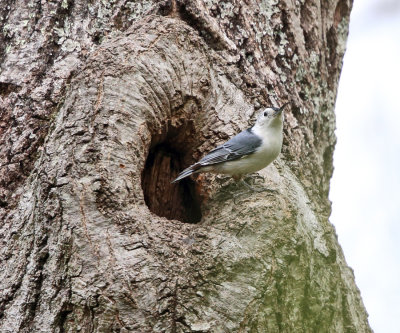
[263,111,268,117]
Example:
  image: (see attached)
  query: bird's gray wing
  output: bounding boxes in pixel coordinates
[197,128,261,166]
[171,128,261,183]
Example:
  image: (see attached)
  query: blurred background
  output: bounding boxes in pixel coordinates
[330,0,400,332]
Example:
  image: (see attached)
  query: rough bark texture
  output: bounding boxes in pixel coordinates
[0,0,371,332]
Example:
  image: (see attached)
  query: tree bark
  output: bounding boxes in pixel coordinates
[0,0,371,332]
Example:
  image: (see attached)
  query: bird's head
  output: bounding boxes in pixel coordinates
[255,103,288,129]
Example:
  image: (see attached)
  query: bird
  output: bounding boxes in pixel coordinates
[171,103,288,190]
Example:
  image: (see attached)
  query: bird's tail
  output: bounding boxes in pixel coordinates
[171,164,200,183]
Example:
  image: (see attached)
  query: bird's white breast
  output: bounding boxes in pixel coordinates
[214,125,283,176]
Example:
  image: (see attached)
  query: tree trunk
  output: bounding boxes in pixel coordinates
[0,0,371,332]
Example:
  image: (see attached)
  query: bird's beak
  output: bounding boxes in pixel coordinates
[274,102,289,115]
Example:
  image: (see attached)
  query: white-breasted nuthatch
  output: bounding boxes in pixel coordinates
[172,103,288,186]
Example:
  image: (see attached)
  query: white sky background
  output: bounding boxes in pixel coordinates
[330,0,400,332]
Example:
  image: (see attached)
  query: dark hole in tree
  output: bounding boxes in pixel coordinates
[141,122,202,223]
